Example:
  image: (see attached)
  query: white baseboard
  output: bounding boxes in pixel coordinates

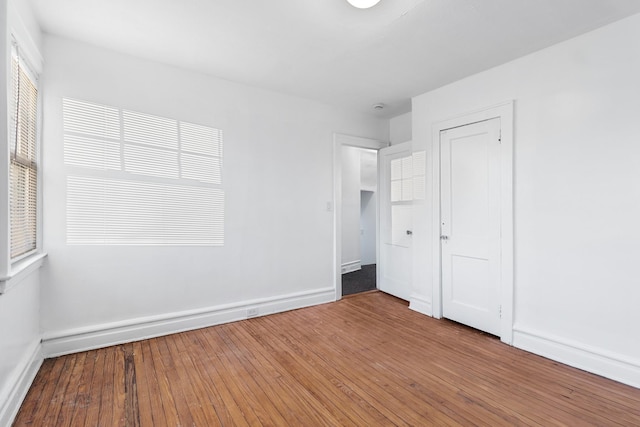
[409,294,432,316]
[513,326,640,389]
[0,340,43,427]
[341,260,361,274]
[43,287,335,358]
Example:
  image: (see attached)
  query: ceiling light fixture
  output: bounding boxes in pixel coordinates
[347,0,381,9]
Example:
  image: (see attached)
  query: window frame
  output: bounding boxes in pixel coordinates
[7,36,43,264]
[0,25,46,294]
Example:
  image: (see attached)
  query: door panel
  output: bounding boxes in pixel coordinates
[379,142,413,301]
[441,118,501,335]
[391,205,411,247]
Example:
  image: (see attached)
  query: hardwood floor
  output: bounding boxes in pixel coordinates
[15,291,640,426]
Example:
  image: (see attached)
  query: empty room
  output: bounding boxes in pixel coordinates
[1,0,640,425]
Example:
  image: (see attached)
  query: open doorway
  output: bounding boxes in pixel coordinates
[333,134,387,300]
[341,146,378,296]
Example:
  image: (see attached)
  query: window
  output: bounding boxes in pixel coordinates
[390,151,426,202]
[390,155,414,202]
[388,152,426,246]
[63,99,224,246]
[9,47,39,259]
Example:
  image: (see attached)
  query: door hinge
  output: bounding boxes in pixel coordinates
[499,305,502,318]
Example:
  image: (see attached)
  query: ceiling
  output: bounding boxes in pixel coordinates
[28,0,640,118]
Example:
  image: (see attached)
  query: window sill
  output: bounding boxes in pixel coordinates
[0,252,47,294]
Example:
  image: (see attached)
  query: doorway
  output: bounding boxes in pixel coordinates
[340,145,378,296]
[333,134,387,300]
[432,102,514,344]
[440,117,501,335]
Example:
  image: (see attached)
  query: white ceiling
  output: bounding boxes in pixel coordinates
[28,0,640,118]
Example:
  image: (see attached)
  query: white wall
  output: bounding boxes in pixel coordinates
[360,149,377,266]
[0,0,7,277]
[0,271,41,425]
[7,0,41,54]
[0,1,44,425]
[390,112,412,145]
[40,35,387,353]
[341,147,379,270]
[360,149,377,192]
[412,13,640,387]
[360,191,376,266]
[341,145,362,270]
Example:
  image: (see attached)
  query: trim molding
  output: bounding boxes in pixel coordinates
[513,326,640,389]
[0,253,46,294]
[0,340,43,427]
[341,260,361,274]
[409,294,432,316]
[42,287,335,358]
[334,133,387,150]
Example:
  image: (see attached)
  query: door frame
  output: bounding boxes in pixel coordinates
[431,101,514,344]
[333,133,388,301]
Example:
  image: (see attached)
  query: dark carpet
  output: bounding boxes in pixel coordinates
[342,264,377,296]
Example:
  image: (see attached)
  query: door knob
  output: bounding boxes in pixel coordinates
[406,230,413,235]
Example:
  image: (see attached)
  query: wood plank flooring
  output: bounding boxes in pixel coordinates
[14,291,640,426]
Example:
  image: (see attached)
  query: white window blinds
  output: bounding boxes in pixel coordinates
[63,99,224,246]
[9,52,39,259]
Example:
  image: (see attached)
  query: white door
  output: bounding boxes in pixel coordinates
[379,142,413,300]
[440,118,501,335]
